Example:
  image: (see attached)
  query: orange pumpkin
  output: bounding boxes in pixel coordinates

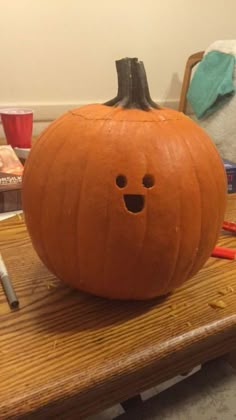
[22,58,227,300]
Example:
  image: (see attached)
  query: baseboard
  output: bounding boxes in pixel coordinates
[0,99,179,137]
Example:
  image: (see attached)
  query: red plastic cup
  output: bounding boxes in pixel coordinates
[0,108,33,148]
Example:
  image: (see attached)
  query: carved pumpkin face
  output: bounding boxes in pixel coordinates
[22,58,227,300]
[116,173,153,213]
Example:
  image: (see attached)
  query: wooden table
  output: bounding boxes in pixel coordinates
[1,196,236,419]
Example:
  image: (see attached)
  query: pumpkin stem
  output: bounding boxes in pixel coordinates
[104,57,160,110]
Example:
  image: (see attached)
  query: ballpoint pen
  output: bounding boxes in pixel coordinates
[0,253,19,309]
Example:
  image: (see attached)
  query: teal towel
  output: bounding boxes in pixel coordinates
[187,51,235,119]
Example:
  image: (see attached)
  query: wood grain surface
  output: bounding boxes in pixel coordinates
[1,195,236,419]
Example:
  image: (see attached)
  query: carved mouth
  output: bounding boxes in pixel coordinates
[123,194,145,213]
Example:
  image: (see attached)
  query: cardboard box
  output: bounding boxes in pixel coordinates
[0,145,23,212]
[223,159,236,194]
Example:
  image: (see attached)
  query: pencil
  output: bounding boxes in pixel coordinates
[0,253,19,309]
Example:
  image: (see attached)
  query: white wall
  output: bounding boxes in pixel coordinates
[0,0,236,135]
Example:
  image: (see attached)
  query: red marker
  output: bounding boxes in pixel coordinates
[211,246,236,260]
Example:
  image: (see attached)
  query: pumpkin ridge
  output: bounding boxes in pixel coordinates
[76,119,110,288]
[196,136,224,249]
[55,122,90,283]
[190,149,225,278]
[199,134,227,239]
[161,128,202,290]
[132,194,148,299]
[38,136,74,277]
[23,114,75,274]
[179,136,203,282]
[186,134,226,279]
[164,146,183,292]
[123,156,149,300]
[101,159,115,294]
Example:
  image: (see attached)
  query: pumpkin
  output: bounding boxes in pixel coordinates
[22,57,227,300]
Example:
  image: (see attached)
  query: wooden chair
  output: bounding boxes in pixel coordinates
[178,51,204,113]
